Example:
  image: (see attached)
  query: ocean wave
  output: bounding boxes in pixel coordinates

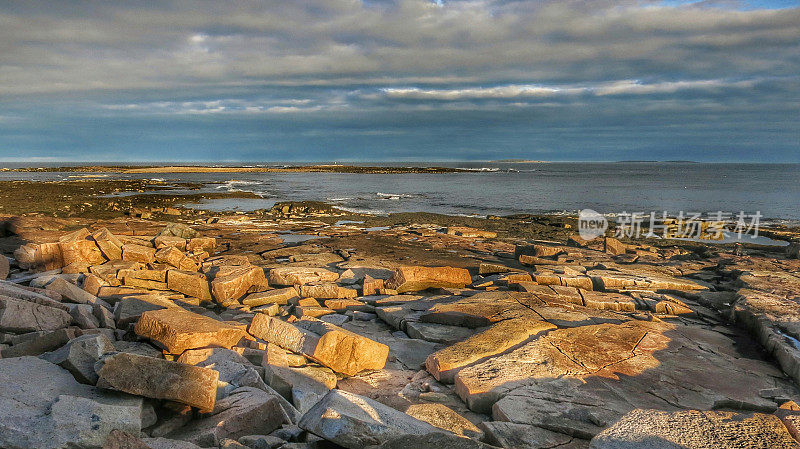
[376,192,414,200]
[336,206,389,216]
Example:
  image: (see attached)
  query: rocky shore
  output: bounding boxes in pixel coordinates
[1,180,800,448]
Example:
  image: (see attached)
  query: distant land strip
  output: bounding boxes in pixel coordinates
[4,164,470,174]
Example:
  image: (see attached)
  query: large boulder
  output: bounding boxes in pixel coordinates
[167,387,287,447]
[0,296,72,332]
[91,227,124,261]
[41,333,116,384]
[298,390,440,449]
[385,266,472,293]
[248,315,388,376]
[0,356,143,449]
[589,409,800,448]
[96,352,219,411]
[134,308,247,354]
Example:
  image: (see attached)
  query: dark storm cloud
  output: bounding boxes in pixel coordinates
[0,0,797,161]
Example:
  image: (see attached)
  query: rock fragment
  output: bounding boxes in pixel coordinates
[135,307,247,354]
[384,266,472,293]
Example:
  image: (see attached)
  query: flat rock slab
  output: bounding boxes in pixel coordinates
[385,266,472,293]
[242,287,298,306]
[481,421,587,449]
[427,318,555,383]
[487,323,798,438]
[135,307,247,354]
[405,403,483,439]
[248,315,388,376]
[268,267,339,286]
[589,270,707,292]
[96,352,219,411]
[589,409,800,449]
[406,321,475,345]
[298,389,440,449]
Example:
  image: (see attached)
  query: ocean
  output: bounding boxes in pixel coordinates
[2,162,799,222]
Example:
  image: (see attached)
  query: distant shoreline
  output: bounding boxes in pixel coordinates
[3,164,470,174]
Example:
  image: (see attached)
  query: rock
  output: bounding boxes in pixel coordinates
[92,227,124,260]
[268,267,339,286]
[154,235,187,250]
[0,255,8,280]
[122,244,157,264]
[0,296,72,332]
[168,387,287,447]
[603,237,627,256]
[70,304,101,328]
[249,315,389,376]
[134,307,247,354]
[427,318,555,383]
[362,275,385,296]
[406,322,474,345]
[588,270,706,292]
[47,276,110,308]
[447,226,497,238]
[155,246,198,271]
[167,269,212,302]
[187,236,216,253]
[589,409,800,448]
[299,283,358,299]
[158,223,199,240]
[13,241,64,270]
[103,429,151,449]
[384,266,472,293]
[0,356,143,449]
[1,327,81,357]
[404,403,483,439]
[267,364,336,414]
[60,237,106,266]
[142,438,204,449]
[580,291,636,312]
[480,421,580,449]
[298,389,440,449]
[96,352,220,411]
[212,265,268,304]
[320,313,350,326]
[113,294,176,326]
[243,287,299,306]
[238,434,286,449]
[41,333,116,384]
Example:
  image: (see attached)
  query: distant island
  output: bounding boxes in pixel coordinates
[615,160,698,163]
[490,159,549,163]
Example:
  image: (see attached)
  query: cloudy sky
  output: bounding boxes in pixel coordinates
[0,0,798,162]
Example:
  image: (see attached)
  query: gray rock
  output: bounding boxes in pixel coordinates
[369,432,496,449]
[0,327,81,358]
[298,389,440,449]
[480,421,580,448]
[0,356,142,449]
[239,434,287,449]
[70,303,100,329]
[40,333,116,384]
[320,313,350,326]
[0,296,72,332]
[589,409,800,449]
[142,437,204,449]
[405,322,475,345]
[168,387,288,447]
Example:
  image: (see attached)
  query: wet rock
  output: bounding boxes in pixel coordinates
[122,244,157,264]
[298,389,440,449]
[427,318,555,383]
[385,266,472,293]
[0,296,72,332]
[268,267,340,286]
[249,315,389,376]
[135,307,247,354]
[41,333,116,384]
[589,409,799,448]
[96,352,220,411]
[167,269,212,302]
[168,386,287,447]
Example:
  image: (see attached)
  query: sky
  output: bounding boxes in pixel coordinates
[0,0,798,162]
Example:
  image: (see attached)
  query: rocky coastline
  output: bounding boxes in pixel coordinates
[1,177,800,448]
